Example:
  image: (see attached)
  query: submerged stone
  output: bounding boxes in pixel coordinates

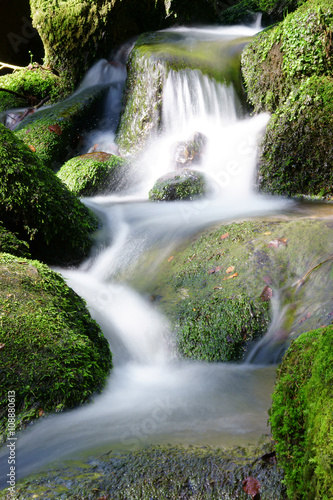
[0,253,112,444]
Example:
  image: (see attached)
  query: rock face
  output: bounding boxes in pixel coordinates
[0,123,99,265]
[269,324,333,499]
[0,253,112,443]
[57,152,131,197]
[148,169,207,201]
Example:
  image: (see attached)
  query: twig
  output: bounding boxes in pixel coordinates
[293,254,333,290]
[0,87,31,101]
[0,62,25,72]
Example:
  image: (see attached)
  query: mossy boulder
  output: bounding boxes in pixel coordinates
[241,0,333,113]
[269,325,333,499]
[128,218,333,362]
[57,151,131,197]
[30,0,168,87]
[116,32,249,155]
[258,75,333,197]
[0,64,72,114]
[0,222,31,258]
[14,84,108,170]
[0,123,99,265]
[0,253,112,443]
[149,170,207,202]
[6,439,286,499]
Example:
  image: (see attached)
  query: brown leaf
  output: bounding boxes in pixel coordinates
[214,286,222,290]
[48,124,62,135]
[208,266,223,275]
[243,476,260,498]
[208,268,216,274]
[0,343,5,350]
[226,266,235,273]
[28,145,36,152]
[222,272,238,281]
[267,237,287,248]
[38,408,45,417]
[221,232,229,240]
[260,285,273,301]
[168,256,174,262]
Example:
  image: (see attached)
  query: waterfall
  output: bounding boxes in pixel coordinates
[0,26,297,487]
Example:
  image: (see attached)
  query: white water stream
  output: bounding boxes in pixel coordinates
[0,26,303,486]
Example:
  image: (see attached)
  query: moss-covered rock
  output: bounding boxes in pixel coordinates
[0,123,99,265]
[14,84,108,170]
[0,253,112,443]
[269,325,333,499]
[0,64,72,114]
[0,222,31,258]
[127,217,333,362]
[149,170,207,202]
[4,438,287,499]
[57,152,131,197]
[241,0,333,113]
[29,0,168,87]
[258,75,333,197]
[117,32,249,155]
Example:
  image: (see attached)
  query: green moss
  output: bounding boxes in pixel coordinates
[0,64,72,113]
[0,222,31,258]
[149,170,207,202]
[269,325,333,499]
[258,75,333,197]
[127,217,333,362]
[14,84,108,170]
[57,152,131,196]
[0,253,112,443]
[7,438,287,499]
[241,0,333,113]
[0,123,99,265]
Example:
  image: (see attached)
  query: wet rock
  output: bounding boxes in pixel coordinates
[173,131,207,169]
[149,169,207,201]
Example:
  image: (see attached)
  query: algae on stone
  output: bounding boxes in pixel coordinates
[14,84,108,170]
[241,0,333,113]
[269,325,333,499]
[0,123,99,265]
[127,217,333,362]
[0,253,112,444]
[57,152,132,196]
[0,64,72,114]
[258,75,333,197]
[7,438,287,499]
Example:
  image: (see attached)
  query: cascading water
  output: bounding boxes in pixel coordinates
[0,26,299,487]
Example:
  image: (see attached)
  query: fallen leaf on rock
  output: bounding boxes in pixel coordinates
[260,285,273,301]
[28,145,36,152]
[48,124,62,135]
[222,272,238,280]
[267,237,287,248]
[221,232,229,240]
[243,476,260,498]
[168,256,174,262]
[226,266,235,273]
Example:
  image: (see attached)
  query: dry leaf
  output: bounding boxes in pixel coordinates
[226,266,235,273]
[28,145,36,152]
[48,124,62,135]
[208,266,222,275]
[214,286,222,290]
[0,343,5,350]
[263,231,271,235]
[168,256,174,262]
[260,285,273,301]
[38,408,45,417]
[267,238,287,248]
[221,232,229,240]
[222,272,238,281]
[243,476,260,498]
